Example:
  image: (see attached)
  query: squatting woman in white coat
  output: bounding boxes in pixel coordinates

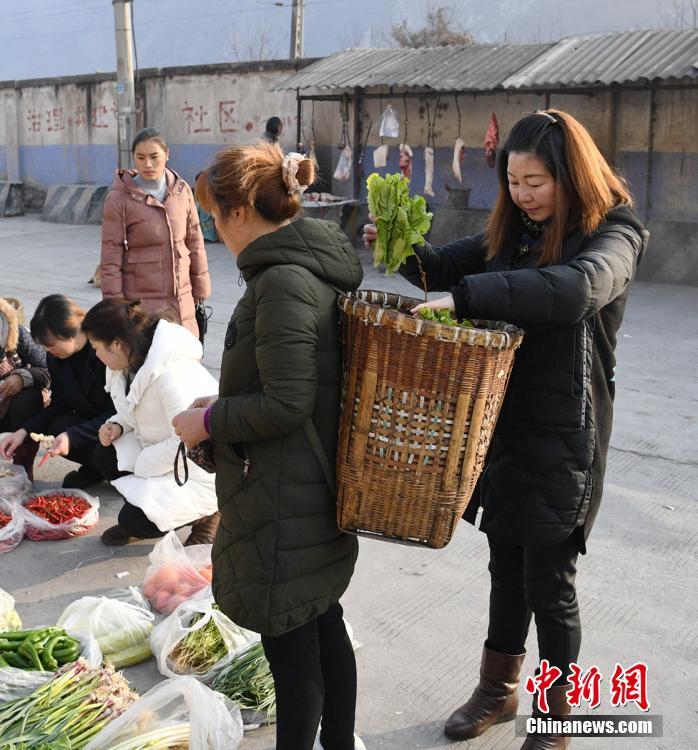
[82,299,219,546]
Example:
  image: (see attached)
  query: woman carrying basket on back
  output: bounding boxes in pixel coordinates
[172,141,366,750]
[364,109,648,749]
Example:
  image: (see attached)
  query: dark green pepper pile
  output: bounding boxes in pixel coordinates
[0,627,80,671]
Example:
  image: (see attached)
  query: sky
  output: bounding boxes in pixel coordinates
[0,0,686,81]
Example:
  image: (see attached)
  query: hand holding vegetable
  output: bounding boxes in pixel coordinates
[46,432,70,458]
[411,294,456,316]
[362,214,377,248]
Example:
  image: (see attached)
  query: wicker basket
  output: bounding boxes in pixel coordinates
[336,290,524,549]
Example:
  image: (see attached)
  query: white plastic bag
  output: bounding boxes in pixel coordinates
[333,146,353,182]
[0,461,31,502]
[85,675,243,750]
[57,595,154,657]
[142,531,213,614]
[0,499,25,554]
[0,629,102,702]
[151,588,258,684]
[20,488,99,540]
[0,587,22,630]
[378,104,400,138]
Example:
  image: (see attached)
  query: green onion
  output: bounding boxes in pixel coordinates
[170,606,228,675]
[103,721,190,749]
[212,642,276,718]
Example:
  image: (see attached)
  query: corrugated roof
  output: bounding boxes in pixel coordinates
[275,29,698,93]
[274,43,552,91]
[503,28,698,88]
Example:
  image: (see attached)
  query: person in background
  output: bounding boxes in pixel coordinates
[194,171,219,242]
[82,299,219,547]
[364,109,649,749]
[172,141,366,750]
[100,127,211,338]
[0,297,49,480]
[0,295,114,489]
[262,116,283,145]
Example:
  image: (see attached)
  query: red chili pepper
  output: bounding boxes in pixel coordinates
[25,495,92,524]
[0,512,12,529]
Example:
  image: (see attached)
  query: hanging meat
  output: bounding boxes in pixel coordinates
[484,112,499,168]
[399,143,413,179]
[452,137,465,182]
[424,146,435,196]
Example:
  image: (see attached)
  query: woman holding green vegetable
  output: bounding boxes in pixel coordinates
[364,109,648,749]
[172,141,365,750]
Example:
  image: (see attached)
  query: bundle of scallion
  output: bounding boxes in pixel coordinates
[212,642,275,718]
[100,721,190,749]
[0,657,137,749]
[170,605,228,675]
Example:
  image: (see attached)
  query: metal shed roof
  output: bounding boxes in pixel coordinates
[274,42,552,92]
[503,28,698,88]
[275,29,698,93]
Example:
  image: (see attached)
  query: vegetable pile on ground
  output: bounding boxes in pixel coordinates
[0,657,137,748]
[143,563,213,614]
[21,491,99,540]
[25,494,91,524]
[212,642,276,719]
[0,626,81,671]
[418,308,474,328]
[367,172,433,274]
[170,604,228,675]
[95,723,190,750]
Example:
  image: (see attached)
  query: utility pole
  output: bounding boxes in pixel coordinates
[290,0,304,59]
[112,0,136,169]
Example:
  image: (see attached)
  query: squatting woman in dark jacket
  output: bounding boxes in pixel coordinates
[365,109,649,749]
[173,142,365,750]
[0,295,114,488]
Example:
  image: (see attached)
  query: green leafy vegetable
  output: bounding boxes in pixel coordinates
[418,308,474,328]
[367,172,433,274]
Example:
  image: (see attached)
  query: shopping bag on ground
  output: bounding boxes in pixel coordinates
[150,587,258,684]
[142,530,213,614]
[85,675,243,750]
[0,499,25,554]
[20,488,99,540]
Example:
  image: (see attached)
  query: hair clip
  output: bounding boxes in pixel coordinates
[536,111,558,125]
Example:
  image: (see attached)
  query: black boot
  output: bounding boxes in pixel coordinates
[12,440,38,482]
[62,465,103,489]
[444,644,526,740]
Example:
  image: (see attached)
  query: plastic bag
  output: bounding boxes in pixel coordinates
[142,531,213,614]
[57,595,154,659]
[0,629,101,702]
[85,675,243,750]
[0,588,22,631]
[373,144,388,169]
[151,588,259,684]
[378,104,400,138]
[0,461,31,502]
[0,498,25,554]
[333,145,353,182]
[20,488,99,540]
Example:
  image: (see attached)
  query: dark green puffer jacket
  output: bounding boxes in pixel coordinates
[209,217,363,636]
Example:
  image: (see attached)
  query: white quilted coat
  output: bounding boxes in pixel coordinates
[106,320,219,531]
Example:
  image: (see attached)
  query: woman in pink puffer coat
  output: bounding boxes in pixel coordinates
[100,128,211,337]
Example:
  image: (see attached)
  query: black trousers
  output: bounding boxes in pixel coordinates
[92,442,165,539]
[0,387,43,432]
[486,533,581,679]
[261,602,357,750]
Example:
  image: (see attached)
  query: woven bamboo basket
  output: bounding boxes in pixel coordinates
[336,290,524,549]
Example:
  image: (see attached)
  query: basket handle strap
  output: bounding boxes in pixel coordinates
[302,419,336,493]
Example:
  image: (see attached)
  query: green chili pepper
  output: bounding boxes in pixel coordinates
[3,651,27,669]
[18,642,44,671]
[0,654,8,668]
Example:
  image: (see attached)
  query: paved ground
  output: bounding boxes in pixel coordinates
[0,215,695,749]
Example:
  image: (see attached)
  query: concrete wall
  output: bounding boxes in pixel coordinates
[0,60,314,191]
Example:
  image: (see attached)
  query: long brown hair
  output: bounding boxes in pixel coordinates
[196,140,315,222]
[486,109,633,265]
[82,299,160,372]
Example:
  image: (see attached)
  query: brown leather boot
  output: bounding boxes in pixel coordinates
[184,512,220,546]
[520,684,572,749]
[12,440,38,482]
[444,644,526,740]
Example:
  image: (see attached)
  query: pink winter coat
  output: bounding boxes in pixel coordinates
[100,168,211,337]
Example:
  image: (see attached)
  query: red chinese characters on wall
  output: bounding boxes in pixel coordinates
[45,107,65,132]
[219,100,237,133]
[182,102,212,134]
[91,105,110,129]
[26,109,42,133]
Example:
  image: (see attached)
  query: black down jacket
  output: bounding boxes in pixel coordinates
[401,205,648,550]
